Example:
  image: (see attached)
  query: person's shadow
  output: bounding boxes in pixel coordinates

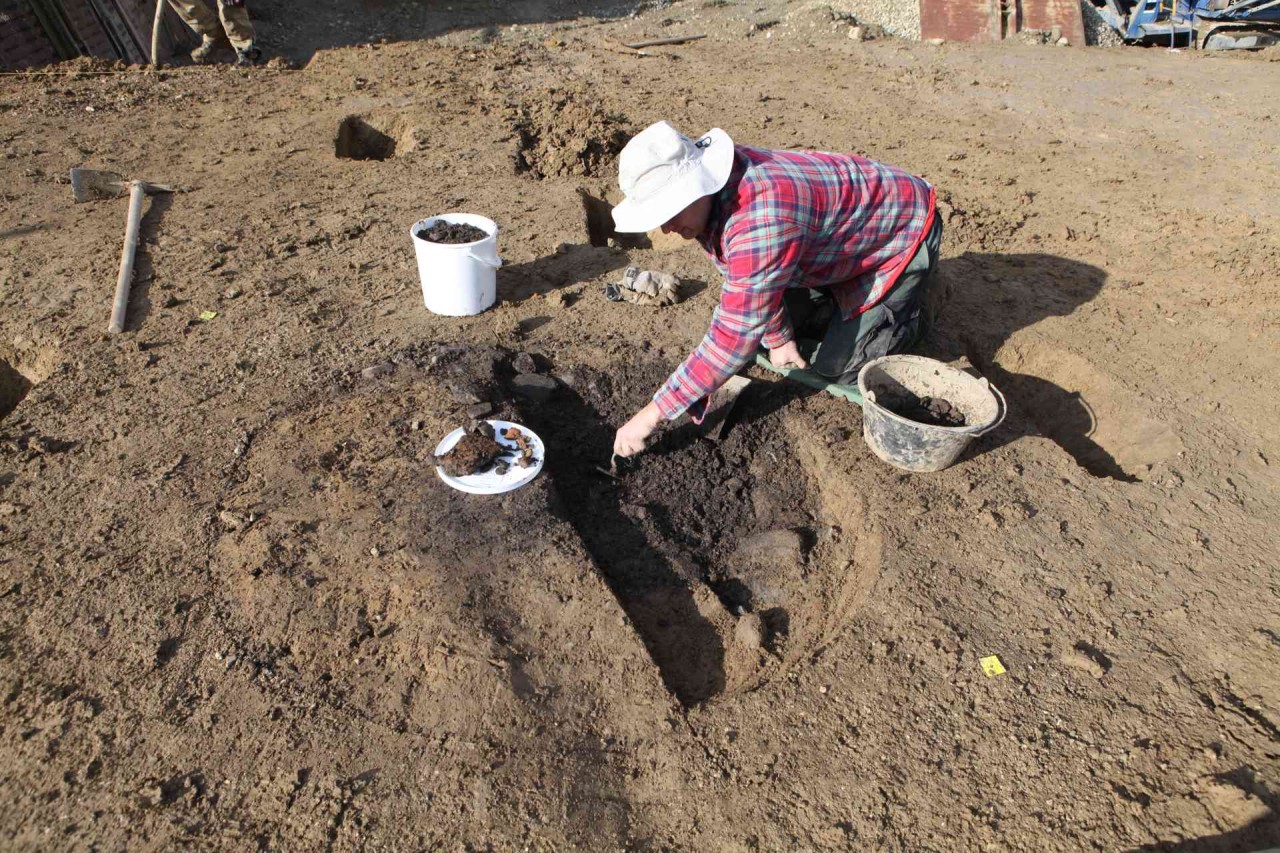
[1125,767,1280,852]
[916,251,1133,478]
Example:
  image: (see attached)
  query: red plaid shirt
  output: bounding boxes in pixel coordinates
[653,145,936,420]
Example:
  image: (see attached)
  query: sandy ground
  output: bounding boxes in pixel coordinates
[2,0,1280,849]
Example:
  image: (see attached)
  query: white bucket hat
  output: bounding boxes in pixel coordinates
[611,121,735,233]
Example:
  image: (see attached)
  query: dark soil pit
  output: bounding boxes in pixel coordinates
[872,385,966,427]
[513,356,817,706]
[335,115,396,161]
[415,221,489,245]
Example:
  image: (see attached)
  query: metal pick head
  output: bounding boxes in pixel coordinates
[70,168,128,202]
[70,169,174,202]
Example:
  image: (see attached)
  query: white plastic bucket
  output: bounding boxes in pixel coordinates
[409,213,502,316]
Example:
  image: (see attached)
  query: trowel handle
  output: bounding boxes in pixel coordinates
[108,180,145,334]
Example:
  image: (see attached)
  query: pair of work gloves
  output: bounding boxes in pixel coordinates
[604,267,682,307]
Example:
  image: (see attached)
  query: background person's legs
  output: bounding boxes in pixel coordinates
[216,0,256,51]
[810,215,944,385]
[167,0,221,43]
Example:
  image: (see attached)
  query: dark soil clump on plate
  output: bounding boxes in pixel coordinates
[416,221,489,244]
[873,386,967,427]
[436,425,504,477]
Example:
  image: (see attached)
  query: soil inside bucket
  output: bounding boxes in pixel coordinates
[872,385,967,428]
[416,221,489,244]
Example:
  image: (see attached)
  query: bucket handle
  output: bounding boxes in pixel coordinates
[974,378,1007,436]
[469,250,503,268]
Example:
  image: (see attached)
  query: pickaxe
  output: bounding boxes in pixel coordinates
[70,168,173,334]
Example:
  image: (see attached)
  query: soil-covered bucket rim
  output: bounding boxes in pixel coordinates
[857,355,1004,435]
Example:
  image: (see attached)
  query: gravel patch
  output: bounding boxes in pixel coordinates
[1080,1,1126,47]
[829,0,919,40]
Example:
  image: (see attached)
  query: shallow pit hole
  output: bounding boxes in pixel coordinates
[578,187,649,249]
[334,115,419,161]
[335,116,395,161]
[1,356,35,421]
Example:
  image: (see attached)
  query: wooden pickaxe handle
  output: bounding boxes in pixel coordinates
[108,179,145,334]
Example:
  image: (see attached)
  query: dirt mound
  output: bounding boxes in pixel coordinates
[509,88,629,179]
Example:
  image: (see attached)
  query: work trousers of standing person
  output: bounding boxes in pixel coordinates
[783,214,945,386]
[168,0,255,50]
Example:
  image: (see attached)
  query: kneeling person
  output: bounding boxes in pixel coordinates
[610,121,942,458]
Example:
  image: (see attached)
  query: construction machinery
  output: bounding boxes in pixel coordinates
[1088,0,1280,48]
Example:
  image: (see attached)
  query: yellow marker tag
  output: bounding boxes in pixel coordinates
[199,310,219,321]
[980,655,1007,678]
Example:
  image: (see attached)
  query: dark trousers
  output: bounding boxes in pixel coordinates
[783,215,944,385]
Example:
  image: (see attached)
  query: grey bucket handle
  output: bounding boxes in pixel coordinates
[974,378,1007,437]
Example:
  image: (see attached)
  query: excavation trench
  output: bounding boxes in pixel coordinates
[515,358,825,706]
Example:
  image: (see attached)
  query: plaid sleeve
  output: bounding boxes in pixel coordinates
[653,218,804,420]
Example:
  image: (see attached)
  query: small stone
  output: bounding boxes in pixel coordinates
[848,25,863,40]
[466,402,494,419]
[370,546,381,557]
[222,287,242,300]
[546,290,568,309]
[927,37,946,45]
[735,613,766,649]
[361,362,394,380]
[738,529,804,564]
[512,351,538,375]
[511,373,557,402]
[218,510,242,531]
[1056,36,1069,46]
[448,382,483,405]
[411,420,424,431]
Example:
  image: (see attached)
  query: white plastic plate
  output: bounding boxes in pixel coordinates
[433,419,545,495]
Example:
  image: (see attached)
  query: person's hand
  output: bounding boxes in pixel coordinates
[769,340,808,370]
[614,402,664,458]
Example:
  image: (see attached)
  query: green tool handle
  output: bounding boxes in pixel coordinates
[753,352,863,406]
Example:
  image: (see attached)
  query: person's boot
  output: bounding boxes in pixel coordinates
[189,37,218,64]
[235,44,263,67]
